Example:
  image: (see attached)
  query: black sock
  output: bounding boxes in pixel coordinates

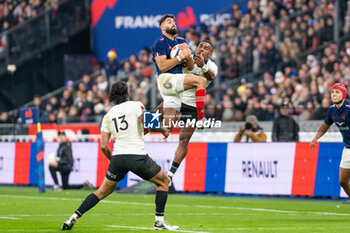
[169,161,180,175]
[155,190,168,216]
[75,193,100,217]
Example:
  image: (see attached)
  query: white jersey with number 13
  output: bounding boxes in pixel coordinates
[100,101,146,155]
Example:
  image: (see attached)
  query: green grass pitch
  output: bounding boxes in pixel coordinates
[1,186,350,233]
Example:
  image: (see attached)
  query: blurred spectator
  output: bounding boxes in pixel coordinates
[234,115,267,142]
[96,75,108,92]
[272,101,299,142]
[33,95,43,114]
[117,61,133,81]
[0,111,11,123]
[13,0,31,18]
[82,74,93,90]
[312,97,331,120]
[301,28,319,52]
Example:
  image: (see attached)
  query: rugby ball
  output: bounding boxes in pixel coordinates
[46,152,58,164]
[170,45,182,58]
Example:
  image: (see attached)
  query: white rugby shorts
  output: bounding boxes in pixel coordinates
[156,73,185,110]
[340,147,350,169]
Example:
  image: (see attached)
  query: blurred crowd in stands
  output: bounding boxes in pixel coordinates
[1,0,350,124]
[0,0,59,31]
[0,0,59,55]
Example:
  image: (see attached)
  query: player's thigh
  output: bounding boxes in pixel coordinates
[105,155,129,183]
[179,103,197,142]
[131,154,162,181]
[339,148,350,183]
[163,107,180,126]
[179,125,195,145]
[56,164,71,174]
[157,73,185,95]
[339,168,350,184]
[183,74,206,90]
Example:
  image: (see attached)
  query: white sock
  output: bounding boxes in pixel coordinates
[155,215,164,222]
[71,213,79,220]
[167,171,174,177]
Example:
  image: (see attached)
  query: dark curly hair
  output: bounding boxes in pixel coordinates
[159,14,175,27]
[109,81,129,105]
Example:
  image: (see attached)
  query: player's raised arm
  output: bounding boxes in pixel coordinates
[310,123,331,147]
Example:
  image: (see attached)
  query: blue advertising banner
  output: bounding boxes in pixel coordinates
[91,0,243,61]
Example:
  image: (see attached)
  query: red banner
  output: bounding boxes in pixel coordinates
[28,124,100,141]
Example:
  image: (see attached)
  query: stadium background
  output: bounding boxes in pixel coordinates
[0,0,349,197]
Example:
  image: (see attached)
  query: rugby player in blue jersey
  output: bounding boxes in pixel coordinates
[153,14,207,133]
[311,83,350,197]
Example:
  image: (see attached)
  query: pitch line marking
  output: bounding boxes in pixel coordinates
[0,212,251,218]
[107,225,210,233]
[1,194,349,217]
[0,216,21,220]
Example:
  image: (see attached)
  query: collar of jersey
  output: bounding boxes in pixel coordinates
[338,99,349,111]
[162,34,176,42]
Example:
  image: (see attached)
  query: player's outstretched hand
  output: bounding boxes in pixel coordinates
[310,138,317,148]
[161,128,170,139]
[194,53,204,67]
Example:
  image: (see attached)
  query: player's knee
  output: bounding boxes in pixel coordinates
[95,188,110,199]
[197,76,206,88]
[160,174,170,188]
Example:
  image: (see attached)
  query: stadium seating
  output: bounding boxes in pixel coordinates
[0,0,349,124]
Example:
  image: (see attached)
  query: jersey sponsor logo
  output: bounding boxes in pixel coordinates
[336,122,345,126]
[143,110,161,129]
[106,170,117,180]
[336,122,349,130]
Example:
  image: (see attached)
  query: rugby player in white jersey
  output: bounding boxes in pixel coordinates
[61,81,179,231]
[167,40,218,183]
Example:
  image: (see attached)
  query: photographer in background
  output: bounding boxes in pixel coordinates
[49,131,93,191]
[234,115,267,142]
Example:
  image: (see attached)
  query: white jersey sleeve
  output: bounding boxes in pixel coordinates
[100,114,111,133]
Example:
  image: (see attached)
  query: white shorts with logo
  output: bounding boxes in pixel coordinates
[340,147,350,169]
[156,73,185,110]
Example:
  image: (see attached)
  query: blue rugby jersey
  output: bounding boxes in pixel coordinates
[152,35,187,75]
[324,99,350,147]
